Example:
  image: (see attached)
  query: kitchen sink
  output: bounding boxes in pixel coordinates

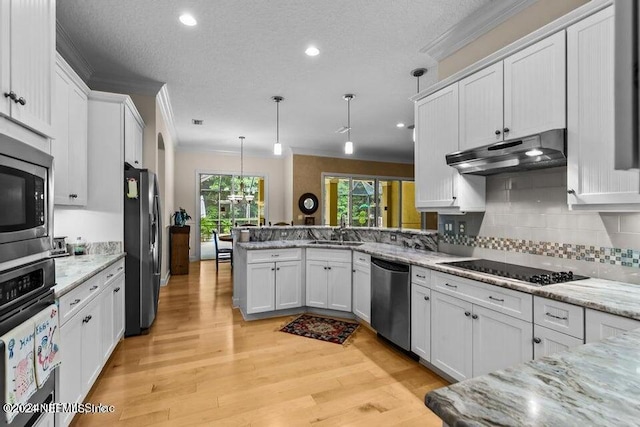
[308,240,364,246]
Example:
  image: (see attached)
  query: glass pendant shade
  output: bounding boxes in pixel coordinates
[273,142,282,155]
[344,141,354,154]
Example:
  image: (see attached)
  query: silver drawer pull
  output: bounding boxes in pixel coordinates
[114,287,121,293]
[107,274,114,279]
[118,266,124,271]
[416,274,426,279]
[545,312,568,320]
[89,285,99,291]
[358,258,366,262]
[70,298,81,306]
[444,283,457,289]
[271,254,280,257]
[489,296,504,302]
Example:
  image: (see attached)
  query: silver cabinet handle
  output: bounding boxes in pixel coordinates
[444,283,457,289]
[567,189,576,195]
[423,296,430,301]
[489,296,504,302]
[472,314,478,319]
[276,267,280,271]
[89,285,98,291]
[107,274,114,279]
[82,315,92,324]
[327,266,332,270]
[358,258,366,262]
[114,287,121,293]
[271,254,280,257]
[416,274,426,279]
[118,266,124,271]
[464,311,471,317]
[533,337,542,344]
[271,268,275,271]
[70,298,81,306]
[545,312,568,320]
[352,269,356,273]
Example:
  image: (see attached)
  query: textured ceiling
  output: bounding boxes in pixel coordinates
[57,0,491,162]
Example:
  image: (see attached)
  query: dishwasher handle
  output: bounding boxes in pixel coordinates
[371,257,410,273]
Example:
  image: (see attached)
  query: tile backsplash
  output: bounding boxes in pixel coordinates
[439,167,640,284]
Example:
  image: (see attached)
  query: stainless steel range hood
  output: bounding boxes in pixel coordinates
[446,129,566,176]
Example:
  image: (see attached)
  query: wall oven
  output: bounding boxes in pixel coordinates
[0,134,53,268]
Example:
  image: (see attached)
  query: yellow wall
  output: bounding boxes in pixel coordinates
[401,182,421,229]
[438,0,589,79]
[292,155,414,225]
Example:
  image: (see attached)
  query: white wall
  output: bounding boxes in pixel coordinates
[174,149,287,259]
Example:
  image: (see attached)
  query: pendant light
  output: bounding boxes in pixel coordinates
[272,96,284,155]
[343,94,355,155]
[227,136,246,203]
[409,68,427,143]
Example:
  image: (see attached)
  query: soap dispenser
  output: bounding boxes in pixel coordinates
[74,237,86,255]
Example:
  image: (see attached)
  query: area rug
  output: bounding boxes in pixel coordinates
[279,314,359,345]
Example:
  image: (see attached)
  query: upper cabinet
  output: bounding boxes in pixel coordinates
[567,6,640,210]
[124,106,143,167]
[415,84,486,213]
[52,54,89,206]
[0,0,55,137]
[458,31,566,150]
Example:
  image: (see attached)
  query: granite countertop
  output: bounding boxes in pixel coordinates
[53,253,125,297]
[425,328,640,426]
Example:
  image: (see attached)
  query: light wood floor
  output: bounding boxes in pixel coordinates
[74,261,448,426]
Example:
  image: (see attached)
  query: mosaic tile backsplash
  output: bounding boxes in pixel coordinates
[439,167,640,285]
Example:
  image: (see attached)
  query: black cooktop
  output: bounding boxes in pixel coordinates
[441,259,588,285]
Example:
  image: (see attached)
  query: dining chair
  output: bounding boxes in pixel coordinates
[212,230,233,271]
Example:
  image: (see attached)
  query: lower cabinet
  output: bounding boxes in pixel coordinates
[352,252,371,323]
[585,309,640,343]
[533,324,583,359]
[275,261,303,310]
[431,290,532,381]
[306,249,352,312]
[58,310,83,427]
[247,263,276,313]
[246,251,303,314]
[411,282,431,361]
[80,295,103,392]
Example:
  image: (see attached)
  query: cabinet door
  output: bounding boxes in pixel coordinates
[135,121,143,166]
[52,68,71,204]
[533,325,583,359]
[567,7,640,207]
[0,1,9,118]
[411,283,431,361]
[113,275,126,342]
[57,313,83,427]
[431,291,472,381]
[306,261,328,308]
[81,296,103,393]
[585,309,640,344]
[472,305,532,377]
[100,282,115,363]
[247,263,275,314]
[275,260,302,310]
[352,263,371,322]
[9,0,55,136]
[415,84,459,209]
[459,62,504,150]
[504,31,566,139]
[124,107,142,167]
[327,261,352,312]
[67,84,88,205]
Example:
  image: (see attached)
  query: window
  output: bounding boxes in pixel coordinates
[322,175,421,229]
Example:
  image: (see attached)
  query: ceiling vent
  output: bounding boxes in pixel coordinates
[192,119,204,125]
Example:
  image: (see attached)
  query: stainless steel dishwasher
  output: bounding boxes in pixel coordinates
[371,257,411,351]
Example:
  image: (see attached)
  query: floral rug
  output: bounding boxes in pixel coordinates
[279,314,359,345]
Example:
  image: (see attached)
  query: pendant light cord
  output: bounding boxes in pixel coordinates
[347,98,351,141]
[276,101,280,144]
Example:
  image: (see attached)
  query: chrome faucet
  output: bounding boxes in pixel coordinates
[338,214,348,242]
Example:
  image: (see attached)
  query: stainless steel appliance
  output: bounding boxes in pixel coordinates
[0,134,53,268]
[371,257,411,351]
[440,259,588,285]
[124,167,162,336]
[446,129,566,175]
[0,258,56,427]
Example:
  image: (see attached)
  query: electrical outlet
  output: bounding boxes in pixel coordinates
[458,221,466,236]
[390,234,397,241]
[280,231,288,237]
[444,220,455,235]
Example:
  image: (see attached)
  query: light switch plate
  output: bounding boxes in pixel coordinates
[458,221,466,236]
[444,220,455,235]
[390,234,397,241]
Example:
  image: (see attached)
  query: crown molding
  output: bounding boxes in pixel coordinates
[55,52,90,95]
[88,90,146,127]
[56,20,94,83]
[157,85,179,146]
[411,0,612,102]
[88,73,164,96]
[420,0,538,61]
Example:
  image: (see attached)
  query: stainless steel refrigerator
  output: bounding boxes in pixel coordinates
[124,166,162,336]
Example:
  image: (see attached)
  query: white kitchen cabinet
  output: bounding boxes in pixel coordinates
[246,263,276,314]
[472,304,532,376]
[327,262,352,311]
[352,252,371,323]
[306,260,328,308]
[533,324,583,359]
[33,412,55,427]
[80,295,103,393]
[0,0,55,137]
[306,249,352,312]
[275,260,303,310]
[585,309,640,344]
[414,83,486,213]
[503,30,566,140]
[411,283,431,361]
[57,308,83,427]
[458,62,504,150]
[124,105,143,167]
[52,54,89,206]
[100,280,115,362]
[112,274,126,341]
[567,6,640,209]
[431,290,473,381]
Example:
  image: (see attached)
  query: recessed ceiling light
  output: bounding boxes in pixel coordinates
[305,46,320,56]
[192,119,203,125]
[396,123,405,128]
[179,14,197,26]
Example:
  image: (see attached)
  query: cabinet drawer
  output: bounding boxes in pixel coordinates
[533,325,583,359]
[306,248,351,262]
[433,272,532,321]
[353,251,370,268]
[585,309,640,344]
[534,297,584,339]
[411,266,430,287]
[102,259,125,286]
[58,275,100,325]
[247,248,301,263]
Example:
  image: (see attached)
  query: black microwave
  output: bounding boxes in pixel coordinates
[0,134,53,267]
